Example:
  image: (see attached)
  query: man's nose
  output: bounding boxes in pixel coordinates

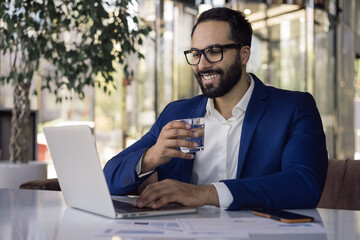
[197,54,212,71]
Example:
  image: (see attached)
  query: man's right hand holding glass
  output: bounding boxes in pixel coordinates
[140,120,199,174]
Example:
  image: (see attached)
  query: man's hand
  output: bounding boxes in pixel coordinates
[141,121,199,173]
[132,179,220,209]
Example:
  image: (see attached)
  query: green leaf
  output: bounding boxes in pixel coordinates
[0,0,149,102]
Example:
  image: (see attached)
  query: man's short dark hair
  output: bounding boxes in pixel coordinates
[191,7,253,47]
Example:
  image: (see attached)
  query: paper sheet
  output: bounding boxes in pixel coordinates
[98,217,327,238]
[98,219,249,238]
[178,217,328,235]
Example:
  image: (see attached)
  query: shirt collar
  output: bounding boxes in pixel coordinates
[206,73,255,118]
[235,73,254,112]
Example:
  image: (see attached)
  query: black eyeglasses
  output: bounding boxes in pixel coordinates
[184,43,243,66]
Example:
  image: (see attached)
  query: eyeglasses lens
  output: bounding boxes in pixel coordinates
[186,46,222,65]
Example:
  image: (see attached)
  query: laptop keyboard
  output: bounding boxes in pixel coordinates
[112,199,153,213]
[112,199,190,214]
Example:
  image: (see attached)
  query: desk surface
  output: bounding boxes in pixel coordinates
[0,189,359,240]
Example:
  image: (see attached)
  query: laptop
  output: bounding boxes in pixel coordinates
[44,125,197,218]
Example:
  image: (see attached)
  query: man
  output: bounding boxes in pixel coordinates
[104,7,328,211]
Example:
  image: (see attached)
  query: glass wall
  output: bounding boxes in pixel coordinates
[243,5,307,91]
[335,0,359,159]
[232,0,359,159]
[125,0,197,141]
[355,58,360,159]
[313,8,336,158]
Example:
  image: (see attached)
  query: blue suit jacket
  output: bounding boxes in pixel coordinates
[104,74,328,210]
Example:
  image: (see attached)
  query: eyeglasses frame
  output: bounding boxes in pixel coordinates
[183,43,243,66]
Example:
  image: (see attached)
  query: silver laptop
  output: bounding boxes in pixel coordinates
[44,125,197,218]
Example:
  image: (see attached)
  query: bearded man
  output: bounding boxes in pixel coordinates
[104,7,328,211]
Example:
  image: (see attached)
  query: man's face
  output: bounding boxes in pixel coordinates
[191,21,242,98]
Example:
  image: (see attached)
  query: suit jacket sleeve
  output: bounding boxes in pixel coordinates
[223,92,328,210]
[103,107,167,195]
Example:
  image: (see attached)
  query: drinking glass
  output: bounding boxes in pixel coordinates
[177,117,205,153]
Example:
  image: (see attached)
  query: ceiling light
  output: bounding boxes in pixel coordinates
[244,9,252,15]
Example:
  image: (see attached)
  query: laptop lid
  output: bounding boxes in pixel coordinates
[44,125,117,218]
[44,125,196,218]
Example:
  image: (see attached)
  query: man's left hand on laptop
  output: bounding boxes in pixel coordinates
[132,179,219,209]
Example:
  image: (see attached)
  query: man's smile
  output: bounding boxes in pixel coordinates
[201,73,219,85]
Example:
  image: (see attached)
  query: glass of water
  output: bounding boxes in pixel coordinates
[177,117,205,153]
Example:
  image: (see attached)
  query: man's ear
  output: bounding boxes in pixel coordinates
[240,46,251,65]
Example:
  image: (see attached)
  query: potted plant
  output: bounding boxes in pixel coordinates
[0,0,150,187]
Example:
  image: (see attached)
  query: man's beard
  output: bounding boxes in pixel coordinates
[195,55,242,99]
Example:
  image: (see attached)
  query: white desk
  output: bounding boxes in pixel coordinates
[0,189,359,240]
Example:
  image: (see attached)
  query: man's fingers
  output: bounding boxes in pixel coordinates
[161,128,198,140]
[141,120,199,174]
[133,179,217,209]
[161,120,199,139]
[165,148,195,160]
[154,142,195,160]
[164,120,191,130]
[166,139,198,149]
[133,183,163,208]
[134,180,178,207]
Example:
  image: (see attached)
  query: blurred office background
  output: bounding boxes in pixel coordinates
[0,0,359,177]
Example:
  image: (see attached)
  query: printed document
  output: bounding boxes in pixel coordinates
[98,216,327,238]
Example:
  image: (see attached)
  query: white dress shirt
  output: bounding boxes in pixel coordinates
[190,74,254,208]
[136,74,254,209]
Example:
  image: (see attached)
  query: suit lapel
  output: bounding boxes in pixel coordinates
[190,96,207,117]
[236,74,268,178]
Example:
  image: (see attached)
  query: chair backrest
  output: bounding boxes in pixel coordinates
[317,159,360,210]
[20,178,61,191]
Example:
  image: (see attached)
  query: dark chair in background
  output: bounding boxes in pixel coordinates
[20,159,360,210]
[317,159,360,210]
[20,178,61,191]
